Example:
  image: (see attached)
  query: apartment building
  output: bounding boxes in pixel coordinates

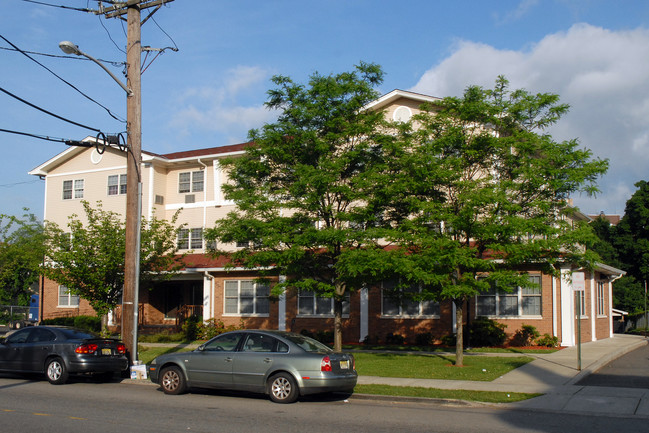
[29,90,624,346]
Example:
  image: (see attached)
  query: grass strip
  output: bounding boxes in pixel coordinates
[354,384,541,403]
[353,352,533,381]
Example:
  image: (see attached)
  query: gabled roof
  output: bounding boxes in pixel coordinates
[364,89,441,111]
[28,137,253,176]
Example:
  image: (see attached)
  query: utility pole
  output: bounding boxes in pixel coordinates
[95,0,175,363]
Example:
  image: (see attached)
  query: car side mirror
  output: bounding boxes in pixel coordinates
[197,344,205,351]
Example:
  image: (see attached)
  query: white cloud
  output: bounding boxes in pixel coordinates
[169,65,276,143]
[411,23,649,215]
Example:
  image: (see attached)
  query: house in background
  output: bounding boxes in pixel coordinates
[29,90,625,347]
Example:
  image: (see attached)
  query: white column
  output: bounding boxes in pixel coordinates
[560,267,575,347]
[278,275,286,331]
[359,287,368,342]
[590,273,597,341]
[203,273,213,321]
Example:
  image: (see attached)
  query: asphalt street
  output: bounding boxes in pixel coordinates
[577,343,649,388]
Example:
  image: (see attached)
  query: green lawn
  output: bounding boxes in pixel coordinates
[353,352,533,381]
[137,344,539,403]
[138,345,533,382]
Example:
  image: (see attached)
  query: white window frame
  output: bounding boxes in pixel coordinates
[596,280,606,316]
[179,170,204,193]
[224,280,270,316]
[177,228,204,250]
[476,275,542,318]
[297,290,350,317]
[381,281,440,318]
[58,285,79,307]
[107,174,127,196]
[63,179,84,200]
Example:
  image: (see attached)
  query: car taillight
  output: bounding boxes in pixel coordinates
[321,355,332,372]
[75,343,98,354]
[116,343,126,354]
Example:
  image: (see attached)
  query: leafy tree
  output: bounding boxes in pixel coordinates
[378,77,608,365]
[205,62,394,352]
[597,180,649,315]
[43,201,183,330]
[0,211,45,305]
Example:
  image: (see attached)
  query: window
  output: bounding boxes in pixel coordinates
[577,290,587,317]
[476,275,542,317]
[177,228,204,250]
[597,281,606,316]
[224,280,269,316]
[179,170,204,193]
[190,228,203,249]
[381,280,440,317]
[63,179,84,200]
[242,334,286,352]
[203,332,243,352]
[107,174,127,195]
[58,285,79,307]
[298,290,350,317]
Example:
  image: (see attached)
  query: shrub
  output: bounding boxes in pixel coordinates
[536,333,559,347]
[510,324,540,347]
[415,332,434,346]
[385,332,406,345]
[440,333,456,347]
[196,318,242,340]
[181,316,201,341]
[468,317,507,347]
[40,315,100,333]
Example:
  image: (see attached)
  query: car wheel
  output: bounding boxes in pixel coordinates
[268,373,298,403]
[46,357,69,385]
[160,366,187,395]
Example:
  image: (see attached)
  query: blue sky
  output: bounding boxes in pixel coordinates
[1,0,649,220]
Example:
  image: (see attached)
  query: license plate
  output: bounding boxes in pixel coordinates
[101,348,112,355]
[340,360,349,370]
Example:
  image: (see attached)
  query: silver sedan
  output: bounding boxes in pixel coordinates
[148,330,357,403]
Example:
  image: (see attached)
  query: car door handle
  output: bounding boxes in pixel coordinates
[225,357,233,362]
[264,358,272,363]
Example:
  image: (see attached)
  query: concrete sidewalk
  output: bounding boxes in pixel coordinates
[358,334,649,417]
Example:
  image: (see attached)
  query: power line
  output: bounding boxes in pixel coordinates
[0,45,125,67]
[0,34,126,123]
[0,86,101,132]
[20,0,93,12]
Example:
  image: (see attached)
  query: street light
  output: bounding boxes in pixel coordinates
[58,41,132,96]
[59,38,142,364]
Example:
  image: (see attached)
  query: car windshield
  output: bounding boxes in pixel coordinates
[282,334,332,353]
[58,328,98,340]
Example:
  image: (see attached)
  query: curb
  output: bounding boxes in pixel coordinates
[565,338,648,386]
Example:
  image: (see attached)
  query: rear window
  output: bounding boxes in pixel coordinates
[58,328,97,340]
[282,334,332,353]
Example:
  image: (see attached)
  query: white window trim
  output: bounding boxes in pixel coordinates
[58,285,79,308]
[177,227,204,250]
[475,276,543,319]
[107,174,127,196]
[179,170,204,194]
[297,291,350,318]
[380,282,440,319]
[223,280,270,317]
[62,178,84,200]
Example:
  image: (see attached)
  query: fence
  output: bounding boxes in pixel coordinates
[0,305,32,328]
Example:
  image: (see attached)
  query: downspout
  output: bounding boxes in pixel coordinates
[198,158,208,229]
[203,271,214,321]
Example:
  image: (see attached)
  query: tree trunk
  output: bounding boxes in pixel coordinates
[454,298,464,367]
[333,297,343,353]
